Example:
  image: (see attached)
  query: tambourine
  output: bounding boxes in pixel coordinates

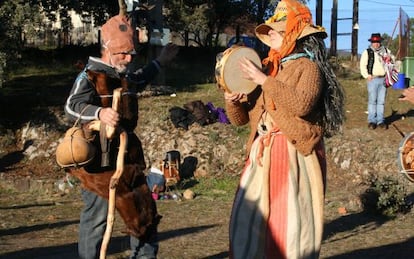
[215,46,262,94]
[397,131,414,182]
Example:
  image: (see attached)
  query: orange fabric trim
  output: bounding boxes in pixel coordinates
[263,0,313,77]
[256,126,281,167]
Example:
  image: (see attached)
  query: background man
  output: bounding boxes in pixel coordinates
[360,33,394,130]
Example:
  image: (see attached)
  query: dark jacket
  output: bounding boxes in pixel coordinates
[65,56,161,124]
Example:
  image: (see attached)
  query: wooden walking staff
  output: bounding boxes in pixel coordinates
[87,88,127,259]
[101,88,127,259]
[99,135,128,259]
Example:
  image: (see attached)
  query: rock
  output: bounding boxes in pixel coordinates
[183,189,195,200]
[194,168,208,178]
[338,207,347,215]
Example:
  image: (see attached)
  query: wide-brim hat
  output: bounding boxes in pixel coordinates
[255,0,327,47]
[368,33,383,43]
[101,15,135,54]
[255,22,327,47]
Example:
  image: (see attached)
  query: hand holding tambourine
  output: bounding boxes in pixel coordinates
[224,92,245,103]
[239,57,267,86]
[215,46,262,95]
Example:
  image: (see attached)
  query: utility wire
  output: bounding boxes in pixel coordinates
[360,0,414,7]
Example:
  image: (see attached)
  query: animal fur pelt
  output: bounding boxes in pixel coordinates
[68,133,160,240]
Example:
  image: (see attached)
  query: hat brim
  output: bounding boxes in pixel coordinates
[255,21,327,47]
[368,39,383,42]
[255,21,286,47]
[300,24,327,41]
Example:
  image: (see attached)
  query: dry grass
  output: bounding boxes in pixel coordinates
[1,51,414,258]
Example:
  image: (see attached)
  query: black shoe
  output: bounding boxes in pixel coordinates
[378,123,388,130]
[368,123,377,129]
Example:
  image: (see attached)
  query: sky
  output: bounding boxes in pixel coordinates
[306,0,414,54]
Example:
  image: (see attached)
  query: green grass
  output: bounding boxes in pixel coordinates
[182,175,239,201]
[8,65,75,79]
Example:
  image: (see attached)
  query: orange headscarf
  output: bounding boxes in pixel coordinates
[262,0,313,77]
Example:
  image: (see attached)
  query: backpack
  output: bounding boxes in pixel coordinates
[169,106,195,130]
[183,100,216,126]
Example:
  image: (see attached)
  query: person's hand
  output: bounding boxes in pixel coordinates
[239,57,267,85]
[224,91,245,103]
[367,75,373,81]
[98,107,120,127]
[156,43,179,67]
[399,87,414,104]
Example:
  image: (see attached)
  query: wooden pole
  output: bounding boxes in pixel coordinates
[99,130,128,259]
[351,0,359,63]
[99,86,126,259]
[330,0,338,57]
[315,0,323,27]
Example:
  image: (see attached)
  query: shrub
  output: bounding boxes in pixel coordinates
[360,175,412,218]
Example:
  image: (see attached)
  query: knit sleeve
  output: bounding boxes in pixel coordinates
[225,99,249,126]
[261,59,322,117]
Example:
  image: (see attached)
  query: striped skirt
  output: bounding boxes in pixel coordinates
[229,127,326,259]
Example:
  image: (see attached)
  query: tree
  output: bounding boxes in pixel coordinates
[410,18,414,57]
[383,18,414,59]
[165,0,277,48]
[0,0,43,86]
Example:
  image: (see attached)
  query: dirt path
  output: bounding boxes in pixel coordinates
[1,179,413,259]
[0,187,232,259]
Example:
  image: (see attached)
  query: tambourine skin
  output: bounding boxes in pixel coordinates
[215,46,262,94]
[397,132,414,182]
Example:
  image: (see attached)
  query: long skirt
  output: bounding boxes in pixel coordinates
[229,129,326,259]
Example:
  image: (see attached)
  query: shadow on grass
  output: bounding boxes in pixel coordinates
[324,207,414,258]
[158,224,217,241]
[0,149,25,172]
[324,237,414,258]
[0,72,74,130]
[200,251,230,259]
[0,219,79,237]
[0,140,33,172]
[0,200,55,210]
[324,211,389,242]
[0,236,128,259]
[325,186,414,239]
[0,224,219,259]
[385,109,414,126]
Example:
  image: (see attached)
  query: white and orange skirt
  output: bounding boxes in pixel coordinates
[229,119,326,259]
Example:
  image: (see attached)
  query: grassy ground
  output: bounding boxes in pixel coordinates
[0,47,414,258]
